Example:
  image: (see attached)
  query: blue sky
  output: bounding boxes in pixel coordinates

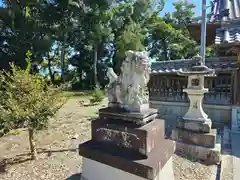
[161,0,211,16]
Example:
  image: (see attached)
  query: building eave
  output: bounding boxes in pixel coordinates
[151,56,239,74]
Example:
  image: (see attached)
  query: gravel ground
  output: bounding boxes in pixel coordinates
[0,97,218,180]
[173,153,217,180]
[220,126,233,180]
[220,154,233,180]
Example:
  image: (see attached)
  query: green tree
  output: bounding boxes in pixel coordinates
[111,0,165,73]
[149,1,198,61]
[40,44,62,84]
[81,0,114,87]
[67,0,165,88]
[0,51,66,160]
[0,0,54,70]
[42,0,86,81]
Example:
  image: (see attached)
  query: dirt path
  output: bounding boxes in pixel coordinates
[0,97,217,180]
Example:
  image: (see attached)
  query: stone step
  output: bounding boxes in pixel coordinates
[79,139,175,180]
[173,133,221,165]
[172,128,217,148]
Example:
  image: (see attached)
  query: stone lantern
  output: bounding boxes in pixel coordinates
[172,55,221,165]
[177,55,215,133]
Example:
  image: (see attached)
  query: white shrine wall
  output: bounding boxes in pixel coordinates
[150,100,232,131]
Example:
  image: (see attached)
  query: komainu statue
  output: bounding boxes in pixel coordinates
[106,50,150,112]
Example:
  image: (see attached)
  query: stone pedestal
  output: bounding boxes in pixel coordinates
[172,90,221,164]
[177,118,212,134]
[98,107,158,125]
[172,114,221,164]
[172,126,221,164]
[79,108,175,180]
[81,156,174,180]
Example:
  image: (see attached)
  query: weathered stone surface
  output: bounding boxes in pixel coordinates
[174,140,221,165]
[106,50,151,112]
[172,116,221,165]
[98,107,158,125]
[92,118,165,156]
[176,55,215,135]
[177,118,212,133]
[182,88,209,122]
[79,139,175,180]
[172,128,217,148]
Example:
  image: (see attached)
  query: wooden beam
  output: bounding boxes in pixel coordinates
[187,23,221,46]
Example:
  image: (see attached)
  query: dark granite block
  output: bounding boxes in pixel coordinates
[79,139,175,180]
[98,107,158,125]
[172,128,217,148]
[91,119,165,156]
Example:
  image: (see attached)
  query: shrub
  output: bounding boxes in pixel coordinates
[0,51,66,160]
[90,88,105,105]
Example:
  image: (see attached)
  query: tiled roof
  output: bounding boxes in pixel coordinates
[215,25,240,45]
[151,56,238,74]
[207,0,240,46]
[209,0,240,22]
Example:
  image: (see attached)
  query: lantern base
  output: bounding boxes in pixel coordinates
[177,118,212,133]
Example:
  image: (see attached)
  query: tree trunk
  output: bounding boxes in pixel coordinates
[47,55,54,83]
[77,68,83,88]
[28,128,38,160]
[60,32,68,82]
[93,44,98,88]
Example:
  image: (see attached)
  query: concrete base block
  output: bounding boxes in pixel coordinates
[172,128,217,148]
[177,119,212,133]
[174,134,221,165]
[81,157,175,180]
[79,139,175,180]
